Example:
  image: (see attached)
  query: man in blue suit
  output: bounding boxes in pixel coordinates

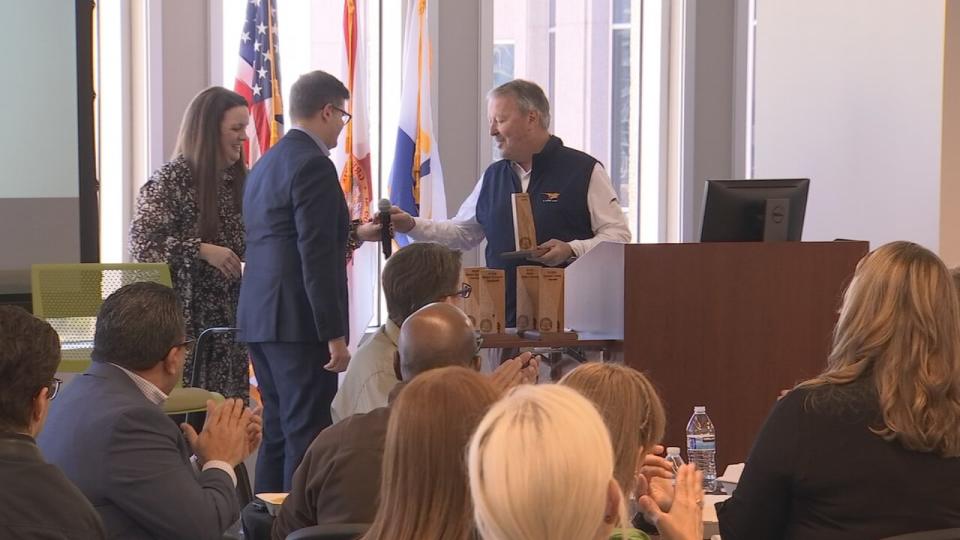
[238,70,378,492]
[40,282,260,540]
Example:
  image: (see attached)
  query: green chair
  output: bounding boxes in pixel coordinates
[31,263,223,415]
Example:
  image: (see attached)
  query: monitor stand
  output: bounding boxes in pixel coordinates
[763,198,790,241]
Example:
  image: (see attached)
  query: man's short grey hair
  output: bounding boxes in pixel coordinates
[487,79,551,130]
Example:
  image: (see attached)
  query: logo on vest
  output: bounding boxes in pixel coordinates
[541,192,561,203]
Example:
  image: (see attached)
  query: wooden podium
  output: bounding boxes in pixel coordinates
[565,241,869,467]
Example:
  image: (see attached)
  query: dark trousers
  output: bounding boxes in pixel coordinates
[248,341,337,493]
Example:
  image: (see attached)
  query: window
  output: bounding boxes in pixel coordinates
[611,0,631,207]
[219,0,398,329]
[491,0,639,236]
[493,42,516,87]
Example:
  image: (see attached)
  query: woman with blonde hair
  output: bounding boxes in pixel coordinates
[561,363,697,537]
[361,366,499,540]
[468,384,703,540]
[561,364,667,498]
[719,241,960,539]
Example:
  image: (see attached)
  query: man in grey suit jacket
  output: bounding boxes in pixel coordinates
[238,70,380,493]
[40,282,261,540]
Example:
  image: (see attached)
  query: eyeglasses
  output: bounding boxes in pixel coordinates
[453,282,472,299]
[173,338,196,355]
[330,104,352,125]
[47,378,62,400]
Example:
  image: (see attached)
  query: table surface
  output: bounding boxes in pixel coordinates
[703,494,730,538]
[479,329,621,349]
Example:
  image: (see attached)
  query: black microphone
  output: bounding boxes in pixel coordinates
[379,198,393,259]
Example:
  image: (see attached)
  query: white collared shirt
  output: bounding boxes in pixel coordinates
[107,363,237,487]
[110,362,169,406]
[330,320,402,423]
[408,161,631,258]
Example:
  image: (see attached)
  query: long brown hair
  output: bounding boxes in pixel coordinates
[173,87,248,241]
[797,241,960,456]
[561,363,666,496]
[362,367,499,540]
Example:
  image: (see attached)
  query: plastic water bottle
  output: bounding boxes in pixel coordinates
[686,405,717,492]
[665,446,684,485]
[665,446,685,472]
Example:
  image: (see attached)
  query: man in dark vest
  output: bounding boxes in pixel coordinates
[391,79,631,326]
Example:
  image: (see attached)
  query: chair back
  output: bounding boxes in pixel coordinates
[285,523,370,540]
[31,263,172,372]
[882,529,960,540]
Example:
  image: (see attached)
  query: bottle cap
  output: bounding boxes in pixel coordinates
[666,446,681,455]
[694,405,706,413]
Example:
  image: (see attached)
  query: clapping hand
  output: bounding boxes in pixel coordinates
[245,404,263,455]
[638,445,677,511]
[637,463,704,540]
[489,352,540,394]
[180,399,255,467]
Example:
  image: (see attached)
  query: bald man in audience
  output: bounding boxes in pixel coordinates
[0,306,105,539]
[272,302,538,539]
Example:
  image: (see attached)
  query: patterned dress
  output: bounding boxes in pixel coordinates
[130,155,249,400]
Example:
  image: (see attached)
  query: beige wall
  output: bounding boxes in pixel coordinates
[159,0,211,163]
[753,0,945,250]
[941,0,960,266]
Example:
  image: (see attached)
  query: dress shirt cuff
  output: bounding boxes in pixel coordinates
[407,217,427,240]
[567,239,588,258]
[202,460,238,487]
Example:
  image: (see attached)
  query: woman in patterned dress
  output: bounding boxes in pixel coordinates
[130,87,251,401]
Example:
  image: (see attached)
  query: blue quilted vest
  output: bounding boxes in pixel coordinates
[476,135,597,326]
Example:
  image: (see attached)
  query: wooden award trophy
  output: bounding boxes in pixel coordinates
[501,193,544,260]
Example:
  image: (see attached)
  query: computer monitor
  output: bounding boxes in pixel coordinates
[699,178,809,242]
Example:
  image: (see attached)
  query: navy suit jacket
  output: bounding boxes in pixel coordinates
[38,362,238,540]
[238,129,350,344]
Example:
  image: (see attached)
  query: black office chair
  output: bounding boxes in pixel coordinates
[186,327,254,508]
[881,529,960,540]
[240,500,274,540]
[285,523,370,540]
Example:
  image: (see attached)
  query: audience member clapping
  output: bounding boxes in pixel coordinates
[0,306,106,539]
[39,282,261,540]
[360,366,499,540]
[468,384,703,540]
[561,363,703,539]
[718,241,960,539]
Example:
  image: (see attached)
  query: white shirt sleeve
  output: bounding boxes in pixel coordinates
[566,163,632,258]
[407,176,487,250]
[202,460,238,487]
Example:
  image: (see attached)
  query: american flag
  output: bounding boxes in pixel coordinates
[235,0,284,167]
